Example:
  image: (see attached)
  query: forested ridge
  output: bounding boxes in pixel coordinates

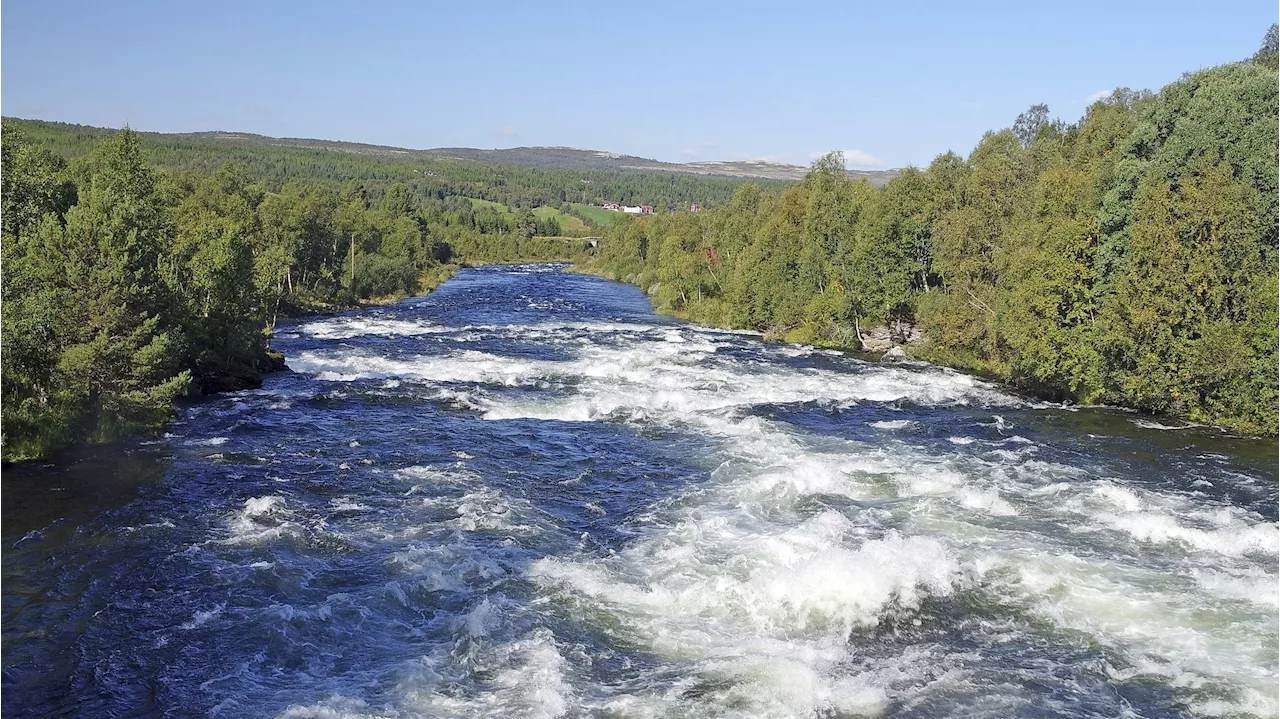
[3,118,773,214]
[580,34,1280,434]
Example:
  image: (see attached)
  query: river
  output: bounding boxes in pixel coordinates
[3,264,1277,718]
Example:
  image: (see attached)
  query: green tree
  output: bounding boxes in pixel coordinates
[1254,23,1278,67]
[2,129,189,458]
[169,165,264,386]
[1,121,77,240]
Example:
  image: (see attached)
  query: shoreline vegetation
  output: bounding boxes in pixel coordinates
[2,31,1276,461]
[0,122,584,462]
[575,36,1279,437]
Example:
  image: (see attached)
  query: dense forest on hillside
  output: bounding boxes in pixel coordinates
[580,33,1280,434]
[3,119,773,213]
[0,122,595,460]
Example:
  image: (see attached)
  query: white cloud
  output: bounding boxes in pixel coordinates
[734,153,790,164]
[811,149,887,168]
[842,149,887,168]
[497,125,518,137]
[1086,89,1111,104]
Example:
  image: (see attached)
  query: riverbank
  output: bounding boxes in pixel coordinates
[272,263,463,319]
[2,264,468,465]
[569,261,923,359]
[568,262,1272,436]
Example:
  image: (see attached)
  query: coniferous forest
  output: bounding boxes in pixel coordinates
[580,35,1279,434]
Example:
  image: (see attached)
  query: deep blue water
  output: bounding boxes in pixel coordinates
[4,264,1277,718]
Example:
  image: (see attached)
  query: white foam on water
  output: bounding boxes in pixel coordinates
[499,324,1280,711]
[1101,512,1278,557]
[243,495,287,517]
[530,500,958,717]
[450,487,547,535]
[289,349,544,386]
[512,393,976,715]
[267,303,1275,717]
[396,465,480,487]
[218,499,297,546]
[893,458,1280,716]
[299,316,452,339]
[180,603,225,630]
[289,327,1017,418]
[1192,568,1280,608]
[411,628,574,719]
[276,622,575,719]
[1131,418,1206,431]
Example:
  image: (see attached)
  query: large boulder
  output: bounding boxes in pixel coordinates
[258,349,287,373]
[881,345,909,362]
[859,325,895,353]
[198,349,288,395]
[198,365,263,394]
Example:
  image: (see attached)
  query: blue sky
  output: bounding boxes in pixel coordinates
[3,1,1275,168]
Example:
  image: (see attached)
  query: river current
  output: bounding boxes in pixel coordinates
[3,264,1277,719]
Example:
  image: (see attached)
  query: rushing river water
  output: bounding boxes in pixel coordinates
[3,264,1277,719]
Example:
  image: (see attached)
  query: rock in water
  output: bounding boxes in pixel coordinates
[198,349,288,395]
[881,345,909,362]
[259,349,287,373]
[198,365,263,394]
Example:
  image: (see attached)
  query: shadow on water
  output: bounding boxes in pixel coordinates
[2,447,172,715]
[2,447,170,545]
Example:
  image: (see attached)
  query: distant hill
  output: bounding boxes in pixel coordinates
[176,134,899,186]
[2,117,901,184]
[3,118,777,210]
[415,146,900,186]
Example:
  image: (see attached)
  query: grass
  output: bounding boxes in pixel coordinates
[570,203,616,228]
[456,196,589,235]
[465,197,511,213]
[532,206,587,235]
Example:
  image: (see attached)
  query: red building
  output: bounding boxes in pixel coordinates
[641,205,654,214]
[690,203,702,212]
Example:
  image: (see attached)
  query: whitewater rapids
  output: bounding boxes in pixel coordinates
[3,264,1275,719]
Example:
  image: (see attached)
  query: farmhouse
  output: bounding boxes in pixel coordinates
[602,203,655,214]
